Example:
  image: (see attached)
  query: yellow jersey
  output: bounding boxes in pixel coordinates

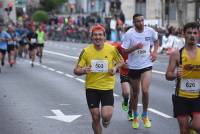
[176,46,200,98]
[77,43,123,90]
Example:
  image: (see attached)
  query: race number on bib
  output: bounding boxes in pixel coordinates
[134,44,149,57]
[180,79,200,92]
[8,41,15,45]
[91,60,108,72]
[31,38,36,43]
[136,49,147,56]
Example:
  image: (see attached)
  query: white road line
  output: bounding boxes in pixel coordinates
[75,78,85,83]
[56,71,64,74]
[152,70,165,75]
[65,74,74,78]
[148,108,173,118]
[137,104,172,118]
[59,104,71,106]
[41,65,48,69]
[48,68,55,71]
[44,50,78,60]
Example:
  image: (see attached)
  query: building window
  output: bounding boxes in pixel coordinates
[135,0,146,18]
[165,0,176,20]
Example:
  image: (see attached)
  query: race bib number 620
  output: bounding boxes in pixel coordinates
[180,79,200,92]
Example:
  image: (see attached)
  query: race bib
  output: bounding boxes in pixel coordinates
[8,40,14,45]
[135,49,147,56]
[31,38,36,43]
[134,43,150,57]
[180,79,200,92]
[91,60,108,72]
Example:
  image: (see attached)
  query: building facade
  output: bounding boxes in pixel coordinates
[0,0,16,24]
[121,0,200,27]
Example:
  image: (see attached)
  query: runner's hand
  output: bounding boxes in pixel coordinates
[135,42,143,50]
[109,67,117,75]
[82,66,91,74]
[150,52,157,62]
[176,65,183,78]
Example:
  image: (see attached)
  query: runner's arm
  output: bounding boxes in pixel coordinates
[165,50,179,80]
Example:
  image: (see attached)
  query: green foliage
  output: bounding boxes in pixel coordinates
[32,10,48,22]
[40,0,67,12]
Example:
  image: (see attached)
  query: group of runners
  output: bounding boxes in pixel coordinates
[0,22,46,72]
[74,13,200,134]
[1,12,200,134]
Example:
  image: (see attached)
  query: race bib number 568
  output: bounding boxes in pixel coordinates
[91,60,108,72]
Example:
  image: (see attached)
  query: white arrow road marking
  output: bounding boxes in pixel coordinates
[44,109,81,123]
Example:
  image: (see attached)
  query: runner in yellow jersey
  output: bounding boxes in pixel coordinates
[74,24,124,134]
[36,26,46,63]
[166,22,200,134]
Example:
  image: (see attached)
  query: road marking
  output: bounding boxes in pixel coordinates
[41,65,48,69]
[44,109,81,123]
[137,104,172,118]
[152,70,165,75]
[59,104,71,106]
[75,78,85,83]
[65,74,74,78]
[44,50,78,60]
[148,108,172,118]
[48,68,55,71]
[56,71,64,74]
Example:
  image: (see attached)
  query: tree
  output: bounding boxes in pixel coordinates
[40,0,67,12]
[32,10,48,23]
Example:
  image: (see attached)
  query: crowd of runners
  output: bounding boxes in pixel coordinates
[0,21,46,72]
[1,12,200,134]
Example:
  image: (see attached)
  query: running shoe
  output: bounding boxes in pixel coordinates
[102,120,110,128]
[1,60,4,66]
[39,58,42,63]
[122,102,128,111]
[128,112,134,121]
[189,129,197,134]
[31,62,34,67]
[132,116,140,129]
[142,116,151,128]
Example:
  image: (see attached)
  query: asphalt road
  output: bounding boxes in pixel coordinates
[0,41,179,134]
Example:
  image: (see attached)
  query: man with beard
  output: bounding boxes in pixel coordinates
[74,24,124,134]
[166,22,200,134]
[121,13,159,129]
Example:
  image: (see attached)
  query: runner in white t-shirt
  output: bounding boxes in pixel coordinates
[122,13,159,129]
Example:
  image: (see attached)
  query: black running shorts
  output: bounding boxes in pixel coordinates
[0,49,6,55]
[172,94,200,118]
[120,75,130,83]
[7,45,15,53]
[86,89,114,109]
[128,66,152,80]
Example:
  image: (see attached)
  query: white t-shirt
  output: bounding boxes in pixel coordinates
[122,27,158,69]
